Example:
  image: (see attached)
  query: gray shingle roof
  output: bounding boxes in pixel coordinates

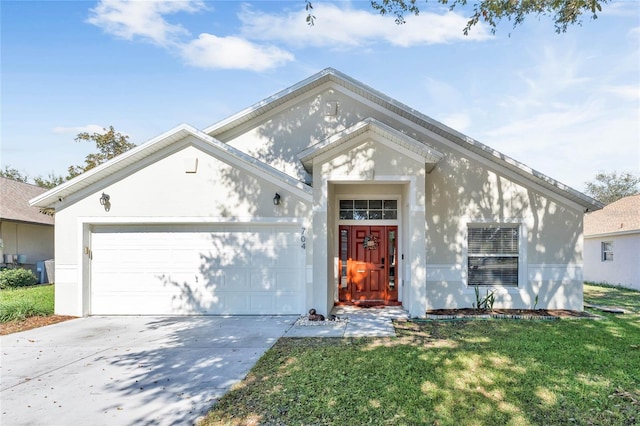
[0,177,54,225]
[584,194,640,236]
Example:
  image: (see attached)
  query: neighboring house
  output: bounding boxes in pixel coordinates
[30,69,602,317]
[1,177,55,281]
[584,194,640,290]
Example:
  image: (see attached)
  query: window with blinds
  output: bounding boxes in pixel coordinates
[467,225,519,287]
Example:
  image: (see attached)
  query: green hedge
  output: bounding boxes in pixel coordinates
[0,268,38,289]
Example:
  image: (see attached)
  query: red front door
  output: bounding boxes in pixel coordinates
[338,226,398,303]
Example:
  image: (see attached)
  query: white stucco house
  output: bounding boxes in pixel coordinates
[30,69,602,318]
[584,194,640,290]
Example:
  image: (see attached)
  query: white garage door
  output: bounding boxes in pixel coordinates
[91,224,304,315]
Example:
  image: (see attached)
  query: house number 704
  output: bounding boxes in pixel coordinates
[301,227,306,249]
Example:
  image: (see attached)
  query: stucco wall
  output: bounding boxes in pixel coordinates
[220,87,586,312]
[584,233,640,290]
[219,86,395,180]
[53,140,311,316]
[424,151,584,310]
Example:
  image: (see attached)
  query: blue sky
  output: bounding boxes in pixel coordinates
[2,0,639,192]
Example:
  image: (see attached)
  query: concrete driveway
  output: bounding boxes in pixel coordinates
[1,316,296,426]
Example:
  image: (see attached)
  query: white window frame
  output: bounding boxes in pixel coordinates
[466,223,523,288]
[338,198,399,222]
[601,241,614,262]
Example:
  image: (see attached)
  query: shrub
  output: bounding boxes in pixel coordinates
[0,268,38,289]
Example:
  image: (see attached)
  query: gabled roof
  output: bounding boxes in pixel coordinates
[584,194,640,237]
[298,118,444,172]
[0,177,54,225]
[30,124,312,208]
[205,68,603,212]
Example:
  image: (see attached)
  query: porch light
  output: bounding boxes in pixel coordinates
[99,192,110,206]
[273,192,281,206]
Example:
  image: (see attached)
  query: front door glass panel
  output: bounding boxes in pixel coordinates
[340,229,348,288]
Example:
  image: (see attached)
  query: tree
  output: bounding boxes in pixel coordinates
[305,0,608,34]
[0,166,29,183]
[0,165,64,189]
[67,126,136,179]
[1,126,133,191]
[33,172,66,189]
[585,171,640,205]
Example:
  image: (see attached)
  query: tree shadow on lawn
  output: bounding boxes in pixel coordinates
[203,315,639,426]
[391,318,639,425]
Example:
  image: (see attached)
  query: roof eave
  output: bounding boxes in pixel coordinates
[585,229,640,238]
[30,124,312,209]
[299,117,444,172]
[30,125,195,208]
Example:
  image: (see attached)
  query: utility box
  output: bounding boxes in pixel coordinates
[36,261,48,284]
[44,259,55,283]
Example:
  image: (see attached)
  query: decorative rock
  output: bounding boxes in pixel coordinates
[294,315,349,326]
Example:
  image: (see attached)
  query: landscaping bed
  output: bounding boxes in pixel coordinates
[0,284,76,335]
[425,308,599,320]
[0,315,76,335]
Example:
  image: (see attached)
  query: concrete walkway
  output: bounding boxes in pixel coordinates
[283,306,408,338]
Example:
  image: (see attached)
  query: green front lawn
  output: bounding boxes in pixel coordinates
[0,284,55,323]
[202,283,640,425]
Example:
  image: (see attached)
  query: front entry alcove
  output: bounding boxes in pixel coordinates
[330,183,405,307]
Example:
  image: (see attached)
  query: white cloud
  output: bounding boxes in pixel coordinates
[422,77,465,108]
[239,3,491,48]
[87,0,205,46]
[440,113,472,132]
[86,1,489,71]
[484,104,640,191]
[469,39,640,190]
[603,84,640,101]
[180,34,294,71]
[87,0,292,71]
[601,1,640,18]
[52,124,106,135]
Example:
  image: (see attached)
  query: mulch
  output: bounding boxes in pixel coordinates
[425,308,599,319]
[0,315,77,336]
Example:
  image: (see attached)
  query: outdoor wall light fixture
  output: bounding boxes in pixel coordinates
[99,192,110,206]
[99,192,111,212]
[273,192,281,206]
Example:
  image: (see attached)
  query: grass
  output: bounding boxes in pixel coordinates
[0,284,55,323]
[201,283,640,425]
[584,282,640,313]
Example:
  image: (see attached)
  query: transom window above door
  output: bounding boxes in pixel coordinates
[339,200,397,220]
